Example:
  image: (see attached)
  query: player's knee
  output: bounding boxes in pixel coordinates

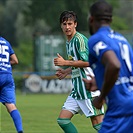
[57,118,71,126]
[5,103,17,113]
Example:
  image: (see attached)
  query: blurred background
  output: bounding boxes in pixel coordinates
[0,0,133,132]
[0,0,132,94]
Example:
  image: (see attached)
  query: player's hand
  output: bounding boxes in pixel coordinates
[54,53,66,66]
[92,96,105,109]
[82,75,97,91]
[55,68,67,80]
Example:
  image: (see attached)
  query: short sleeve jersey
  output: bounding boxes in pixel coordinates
[66,32,94,100]
[0,37,14,74]
[88,26,133,116]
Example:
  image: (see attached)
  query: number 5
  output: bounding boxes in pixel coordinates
[0,45,9,62]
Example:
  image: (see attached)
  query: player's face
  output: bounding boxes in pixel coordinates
[61,19,77,39]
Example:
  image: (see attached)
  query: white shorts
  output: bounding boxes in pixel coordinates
[62,96,104,117]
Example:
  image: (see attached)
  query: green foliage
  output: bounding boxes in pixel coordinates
[0,0,132,71]
[111,16,130,30]
[24,0,131,34]
[13,41,33,71]
[25,0,66,33]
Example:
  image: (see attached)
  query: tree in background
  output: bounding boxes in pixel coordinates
[24,0,130,33]
[0,0,32,46]
[0,0,132,46]
[0,0,132,71]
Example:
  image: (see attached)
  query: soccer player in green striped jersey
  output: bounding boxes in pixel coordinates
[54,11,104,133]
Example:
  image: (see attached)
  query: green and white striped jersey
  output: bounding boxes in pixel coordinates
[66,32,94,100]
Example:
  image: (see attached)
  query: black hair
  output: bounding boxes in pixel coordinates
[90,0,113,21]
[59,11,77,24]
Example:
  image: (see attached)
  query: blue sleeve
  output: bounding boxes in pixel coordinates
[88,36,112,65]
[8,42,14,55]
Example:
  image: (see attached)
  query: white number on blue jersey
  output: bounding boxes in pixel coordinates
[0,45,9,62]
[119,42,132,72]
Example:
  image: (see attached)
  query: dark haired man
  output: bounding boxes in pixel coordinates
[83,1,133,132]
[54,10,104,133]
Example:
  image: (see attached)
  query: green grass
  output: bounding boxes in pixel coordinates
[1,94,97,133]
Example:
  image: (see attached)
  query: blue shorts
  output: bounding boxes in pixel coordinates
[99,114,133,133]
[0,73,16,104]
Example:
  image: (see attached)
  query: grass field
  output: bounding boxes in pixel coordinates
[1,94,97,133]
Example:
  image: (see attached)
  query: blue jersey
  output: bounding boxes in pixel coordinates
[0,37,14,74]
[88,26,133,117]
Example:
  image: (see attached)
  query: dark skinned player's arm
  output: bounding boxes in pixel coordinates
[99,50,120,100]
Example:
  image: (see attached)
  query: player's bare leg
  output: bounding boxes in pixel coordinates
[5,103,17,112]
[57,110,78,133]
[58,110,73,118]
[90,114,104,131]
